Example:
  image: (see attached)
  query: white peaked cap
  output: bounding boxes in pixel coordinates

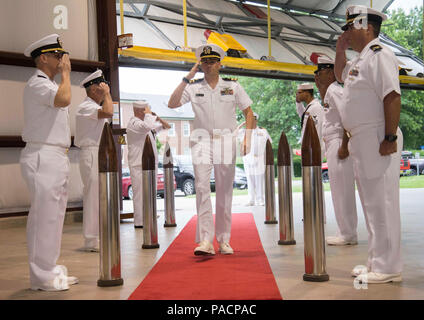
[346,5,387,21]
[317,57,334,65]
[195,43,225,61]
[80,70,104,88]
[24,34,66,58]
[133,100,149,109]
[297,83,314,90]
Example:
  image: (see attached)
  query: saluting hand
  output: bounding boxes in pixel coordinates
[186,61,200,81]
[58,54,71,74]
[336,32,350,52]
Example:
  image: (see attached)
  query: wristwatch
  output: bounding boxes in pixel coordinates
[384,134,398,142]
[182,77,190,84]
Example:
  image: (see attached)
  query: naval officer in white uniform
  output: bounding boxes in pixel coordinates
[75,70,113,252]
[126,101,170,228]
[314,57,359,246]
[295,83,325,157]
[335,5,403,284]
[20,34,78,291]
[238,113,272,206]
[168,43,255,256]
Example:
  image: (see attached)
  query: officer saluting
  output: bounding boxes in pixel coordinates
[335,5,403,284]
[126,101,170,228]
[314,57,358,246]
[75,70,113,252]
[20,34,78,291]
[168,44,255,256]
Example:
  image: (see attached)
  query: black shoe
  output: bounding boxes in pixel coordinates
[134,225,143,229]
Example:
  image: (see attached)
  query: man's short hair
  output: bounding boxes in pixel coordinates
[368,20,381,37]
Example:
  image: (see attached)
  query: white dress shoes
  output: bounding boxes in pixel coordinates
[219,242,234,255]
[194,240,215,256]
[326,236,358,246]
[351,265,369,277]
[355,272,402,284]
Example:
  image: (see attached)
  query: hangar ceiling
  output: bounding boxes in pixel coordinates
[116,0,424,89]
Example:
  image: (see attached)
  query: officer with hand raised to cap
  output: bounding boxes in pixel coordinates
[75,70,113,252]
[168,43,255,256]
[20,34,77,291]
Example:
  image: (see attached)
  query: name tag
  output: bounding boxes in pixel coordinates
[195,93,204,97]
[220,88,234,95]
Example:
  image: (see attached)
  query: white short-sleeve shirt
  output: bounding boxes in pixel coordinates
[74,97,108,148]
[22,69,71,148]
[340,38,401,131]
[180,78,252,135]
[126,114,162,167]
[322,82,344,142]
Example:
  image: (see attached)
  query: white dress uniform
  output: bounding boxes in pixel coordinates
[180,77,252,243]
[340,38,403,274]
[241,127,271,205]
[20,68,71,289]
[322,81,358,240]
[296,98,325,155]
[74,96,108,249]
[126,113,163,226]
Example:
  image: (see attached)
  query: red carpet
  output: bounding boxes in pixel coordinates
[128,213,282,300]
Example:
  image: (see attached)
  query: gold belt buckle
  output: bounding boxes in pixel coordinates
[65,148,69,154]
[346,131,352,138]
[213,133,221,140]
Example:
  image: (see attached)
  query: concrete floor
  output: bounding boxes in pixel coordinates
[0,188,423,300]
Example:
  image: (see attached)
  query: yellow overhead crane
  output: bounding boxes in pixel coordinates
[117,0,424,87]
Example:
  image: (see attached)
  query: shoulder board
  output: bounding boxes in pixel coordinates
[370,45,382,52]
[37,75,47,79]
[189,78,204,84]
[222,77,238,81]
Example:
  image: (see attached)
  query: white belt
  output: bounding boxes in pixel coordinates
[323,133,343,143]
[26,142,69,154]
[346,122,385,138]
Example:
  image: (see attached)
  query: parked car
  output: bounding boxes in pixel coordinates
[322,158,412,182]
[233,166,248,189]
[159,155,247,196]
[402,151,424,175]
[400,158,411,176]
[122,168,176,200]
[159,155,214,196]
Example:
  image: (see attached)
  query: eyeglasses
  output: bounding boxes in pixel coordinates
[46,52,66,59]
[201,58,220,64]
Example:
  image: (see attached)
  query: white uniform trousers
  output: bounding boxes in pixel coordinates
[192,136,236,244]
[351,128,403,274]
[244,159,265,205]
[325,138,358,240]
[20,144,70,287]
[129,165,143,226]
[79,147,100,248]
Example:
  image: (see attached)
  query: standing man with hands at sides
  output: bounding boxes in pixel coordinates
[295,83,325,156]
[75,70,113,252]
[335,5,403,284]
[127,101,170,228]
[20,34,78,291]
[314,57,358,246]
[168,44,255,256]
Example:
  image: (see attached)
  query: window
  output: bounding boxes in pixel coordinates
[184,147,190,155]
[183,122,190,137]
[168,123,175,136]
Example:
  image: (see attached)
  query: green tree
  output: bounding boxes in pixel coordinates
[384,7,424,149]
[237,77,307,152]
